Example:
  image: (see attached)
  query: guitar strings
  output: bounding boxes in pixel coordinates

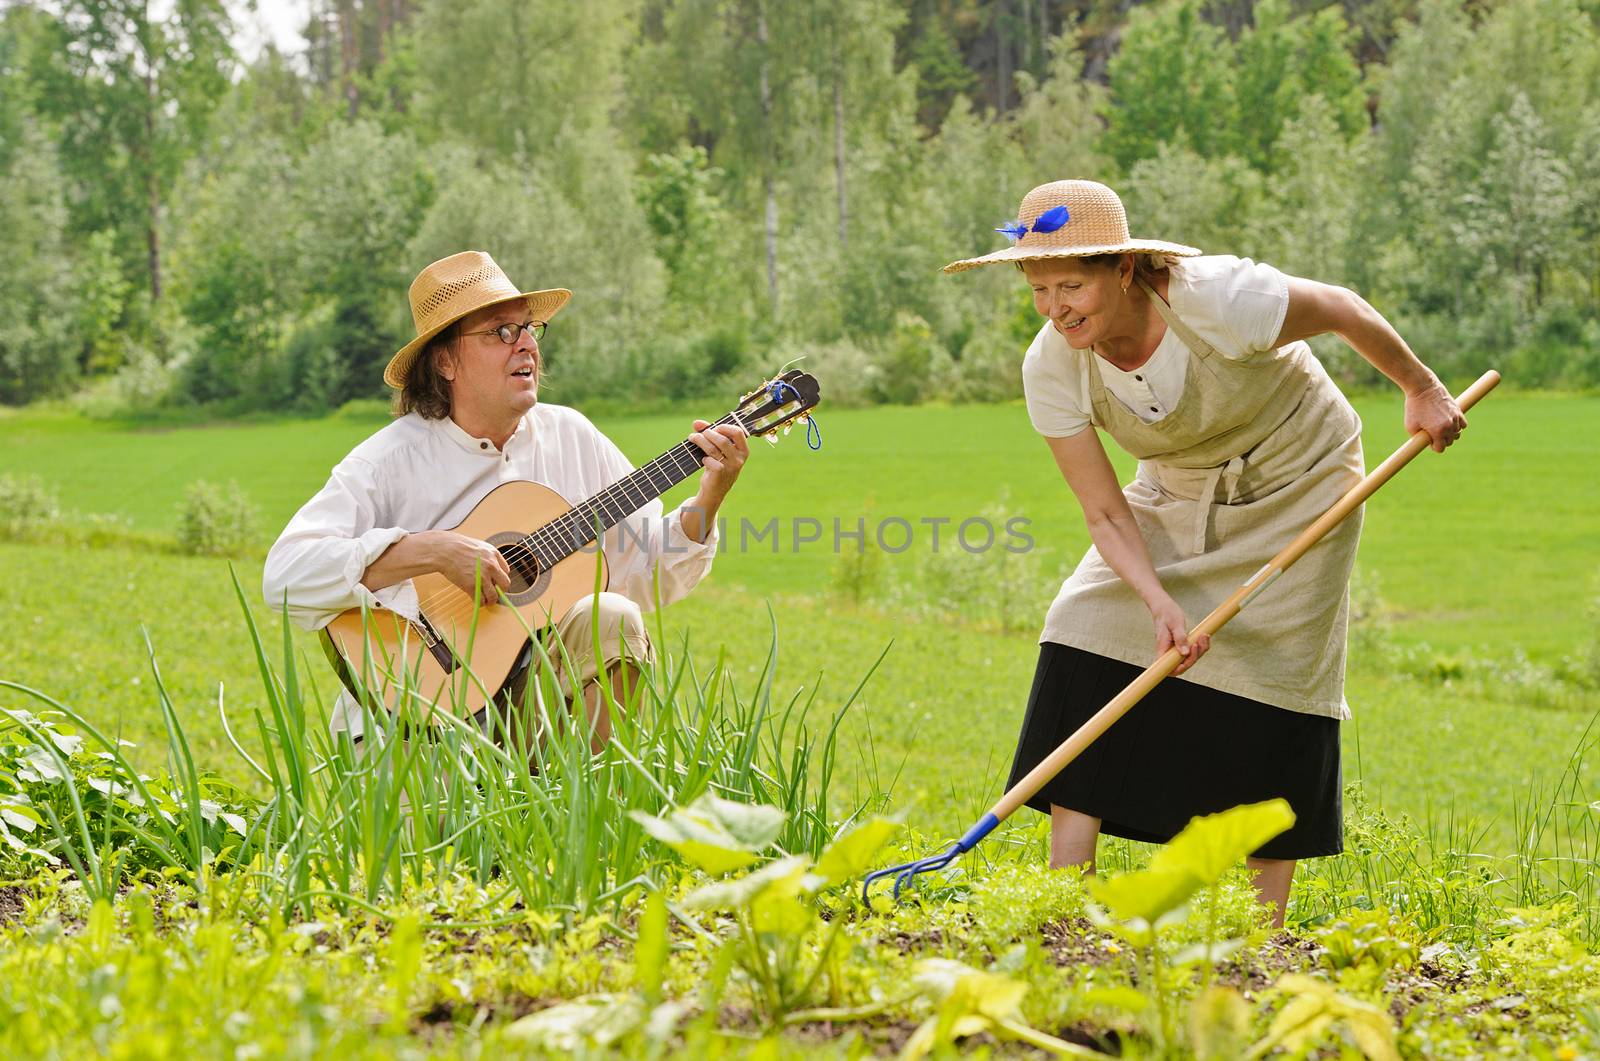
[414,414,740,618]
[413,388,806,623]
[412,440,706,626]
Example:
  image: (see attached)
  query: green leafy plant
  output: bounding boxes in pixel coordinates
[1246,973,1400,1060]
[634,793,899,1030]
[505,890,688,1051]
[0,702,252,894]
[1087,800,1298,1053]
[901,958,1101,1059]
[1315,908,1419,975]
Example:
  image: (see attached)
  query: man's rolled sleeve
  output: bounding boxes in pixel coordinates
[604,499,719,610]
[659,498,719,595]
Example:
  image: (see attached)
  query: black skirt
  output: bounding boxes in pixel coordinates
[1006,642,1343,860]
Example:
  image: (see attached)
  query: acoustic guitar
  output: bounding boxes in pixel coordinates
[320,370,821,721]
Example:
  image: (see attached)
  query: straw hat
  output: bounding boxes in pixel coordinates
[383,251,572,389]
[943,179,1202,273]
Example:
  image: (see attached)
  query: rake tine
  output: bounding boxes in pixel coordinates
[862,813,1000,904]
[893,846,962,897]
[860,856,926,903]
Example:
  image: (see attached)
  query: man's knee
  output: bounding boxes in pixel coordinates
[558,592,647,650]
[544,592,652,699]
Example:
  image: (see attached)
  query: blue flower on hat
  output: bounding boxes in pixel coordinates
[995,204,1071,242]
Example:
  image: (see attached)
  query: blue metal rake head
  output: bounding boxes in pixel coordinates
[860,813,999,904]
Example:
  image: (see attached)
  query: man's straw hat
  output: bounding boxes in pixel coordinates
[943,179,1201,273]
[384,251,571,389]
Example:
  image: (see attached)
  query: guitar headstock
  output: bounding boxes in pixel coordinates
[734,370,821,440]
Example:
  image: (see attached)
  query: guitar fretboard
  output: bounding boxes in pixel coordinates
[512,411,746,577]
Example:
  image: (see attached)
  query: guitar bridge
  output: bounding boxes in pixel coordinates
[410,612,459,674]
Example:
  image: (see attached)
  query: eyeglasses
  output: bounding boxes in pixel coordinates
[461,320,546,345]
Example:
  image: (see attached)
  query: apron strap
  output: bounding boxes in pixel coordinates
[1188,454,1247,555]
[1137,277,1219,360]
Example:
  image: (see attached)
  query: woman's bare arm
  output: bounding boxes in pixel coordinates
[1275,277,1467,452]
[1044,428,1209,673]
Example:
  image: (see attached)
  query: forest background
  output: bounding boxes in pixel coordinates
[3,0,1599,417]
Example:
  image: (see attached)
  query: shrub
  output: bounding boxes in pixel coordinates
[887,494,1058,632]
[71,344,179,420]
[0,474,59,541]
[1346,564,1393,664]
[176,480,261,557]
[867,313,956,406]
[767,337,878,408]
[827,531,886,606]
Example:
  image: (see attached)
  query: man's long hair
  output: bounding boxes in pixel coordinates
[394,324,456,419]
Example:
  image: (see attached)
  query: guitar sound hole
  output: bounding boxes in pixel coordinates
[483,533,553,606]
[498,542,540,595]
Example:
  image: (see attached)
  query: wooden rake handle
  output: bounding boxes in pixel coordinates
[991,370,1502,822]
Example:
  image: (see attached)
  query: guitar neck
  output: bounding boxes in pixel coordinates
[521,412,744,570]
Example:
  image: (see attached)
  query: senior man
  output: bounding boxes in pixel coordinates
[264,250,747,748]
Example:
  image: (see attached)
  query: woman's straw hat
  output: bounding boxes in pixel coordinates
[943,179,1201,273]
[383,251,572,388]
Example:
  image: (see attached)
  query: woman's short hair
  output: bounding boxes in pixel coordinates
[1016,252,1175,280]
[1082,251,1176,281]
[393,323,457,419]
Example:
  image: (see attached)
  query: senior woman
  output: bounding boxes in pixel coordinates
[945,180,1467,927]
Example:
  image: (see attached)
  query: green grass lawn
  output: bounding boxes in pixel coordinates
[3,392,1597,860]
[5,389,1594,657]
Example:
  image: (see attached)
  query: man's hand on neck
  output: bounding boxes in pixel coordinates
[679,418,751,543]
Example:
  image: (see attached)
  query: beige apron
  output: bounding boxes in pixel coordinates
[1041,279,1365,719]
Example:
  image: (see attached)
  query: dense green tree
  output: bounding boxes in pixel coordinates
[295,121,436,404]
[649,0,808,310]
[167,133,306,404]
[170,120,431,407]
[33,0,233,325]
[1571,107,1600,315]
[1121,143,1264,255]
[0,118,79,404]
[4,0,1600,410]
[1101,0,1235,172]
[1105,0,1366,176]
[1227,0,1365,173]
[908,18,976,127]
[1368,0,1600,372]
[1008,34,1107,181]
[1251,95,1369,287]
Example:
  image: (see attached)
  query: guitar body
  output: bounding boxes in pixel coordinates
[321,479,607,721]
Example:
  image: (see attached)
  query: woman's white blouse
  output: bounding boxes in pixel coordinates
[1021,255,1292,438]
